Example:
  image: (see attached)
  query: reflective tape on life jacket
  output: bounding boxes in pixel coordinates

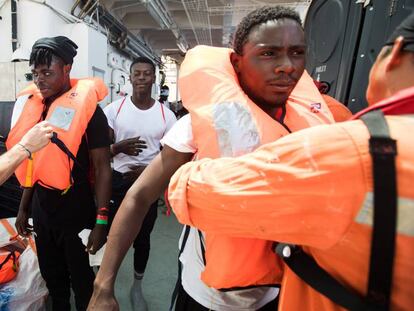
[6,78,108,190]
[178,45,334,290]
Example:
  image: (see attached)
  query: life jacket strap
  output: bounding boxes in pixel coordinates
[169,225,191,311]
[361,110,397,309]
[50,132,85,194]
[275,243,372,310]
[24,155,34,187]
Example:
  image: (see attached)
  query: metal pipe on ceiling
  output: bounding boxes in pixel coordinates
[181,0,212,46]
[79,0,98,19]
[70,0,82,15]
[71,0,95,18]
[11,0,17,51]
[143,0,189,52]
[94,3,161,64]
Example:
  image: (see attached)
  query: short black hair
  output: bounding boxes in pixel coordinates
[29,47,63,68]
[130,57,156,73]
[233,6,303,55]
[161,85,169,90]
[381,42,414,63]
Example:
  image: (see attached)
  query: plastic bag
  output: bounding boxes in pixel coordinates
[0,247,48,310]
[0,219,48,311]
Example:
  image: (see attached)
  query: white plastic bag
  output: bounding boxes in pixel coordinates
[0,218,48,311]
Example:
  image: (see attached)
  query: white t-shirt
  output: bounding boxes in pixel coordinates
[104,97,176,173]
[161,114,279,311]
[10,95,30,129]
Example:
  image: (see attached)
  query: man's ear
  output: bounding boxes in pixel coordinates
[230,52,242,74]
[385,36,405,72]
[63,64,72,75]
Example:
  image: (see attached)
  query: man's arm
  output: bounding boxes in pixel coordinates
[86,146,112,254]
[0,145,32,185]
[88,145,193,310]
[169,122,369,249]
[79,106,112,254]
[0,121,52,185]
[91,146,112,209]
[15,187,34,236]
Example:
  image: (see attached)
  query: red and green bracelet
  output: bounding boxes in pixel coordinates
[96,212,108,225]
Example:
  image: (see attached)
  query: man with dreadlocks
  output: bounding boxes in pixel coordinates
[7,36,112,311]
[88,6,334,311]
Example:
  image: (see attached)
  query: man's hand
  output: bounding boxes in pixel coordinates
[122,165,146,182]
[19,121,53,153]
[87,283,119,311]
[16,210,32,237]
[86,224,107,255]
[111,137,147,156]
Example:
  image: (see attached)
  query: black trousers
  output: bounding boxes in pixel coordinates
[32,183,96,311]
[110,170,158,274]
[175,283,279,311]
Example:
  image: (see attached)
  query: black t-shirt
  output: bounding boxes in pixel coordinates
[72,105,110,183]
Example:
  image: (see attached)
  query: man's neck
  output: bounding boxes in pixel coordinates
[260,105,285,121]
[131,92,154,110]
[248,93,285,121]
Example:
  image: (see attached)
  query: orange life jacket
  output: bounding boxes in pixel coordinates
[313,80,352,122]
[322,94,352,122]
[178,45,334,289]
[6,78,107,190]
[0,219,22,284]
[0,250,19,284]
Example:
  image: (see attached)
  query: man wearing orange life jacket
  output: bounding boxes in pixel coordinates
[0,121,52,185]
[89,6,335,311]
[6,36,112,311]
[168,13,414,311]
